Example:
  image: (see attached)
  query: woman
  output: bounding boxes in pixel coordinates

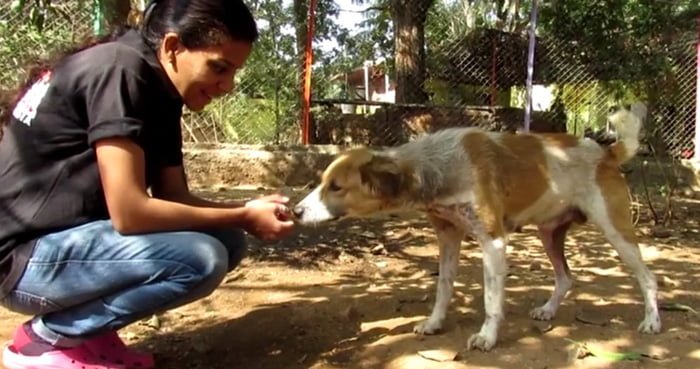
[0,0,295,368]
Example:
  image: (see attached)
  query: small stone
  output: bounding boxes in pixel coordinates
[644,346,671,360]
[532,321,553,333]
[140,314,161,330]
[370,243,388,255]
[338,251,353,263]
[651,225,672,238]
[417,349,459,362]
[575,309,609,326]
[567,344,588,363]
[122,332,139,342]
[658,275,680,288]
[529,261,542,271]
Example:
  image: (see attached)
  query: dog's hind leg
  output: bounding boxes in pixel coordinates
[530,217,575,321]
[414,216,465,335]
[583,170,661,334]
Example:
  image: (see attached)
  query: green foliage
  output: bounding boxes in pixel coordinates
[0,5,88,87]
[539,0,699,81]
[2,0,698,146]
[203,95,287,144]
[426,0,534,43]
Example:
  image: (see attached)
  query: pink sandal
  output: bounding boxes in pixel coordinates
[82,331,155,369]
[2,343,125,369]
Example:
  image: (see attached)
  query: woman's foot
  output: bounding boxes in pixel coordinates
[2,323,125,369]
[82,330,155,369]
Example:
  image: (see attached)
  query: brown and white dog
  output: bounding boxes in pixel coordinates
[292,104,661,351]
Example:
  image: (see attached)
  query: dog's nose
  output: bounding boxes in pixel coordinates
[292,205,304,219]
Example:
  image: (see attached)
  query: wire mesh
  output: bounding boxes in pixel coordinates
[0,0,697,156]
[0,0,301,146]
[310,2,698,158]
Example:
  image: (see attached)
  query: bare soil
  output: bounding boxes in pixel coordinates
[2,170,700,369]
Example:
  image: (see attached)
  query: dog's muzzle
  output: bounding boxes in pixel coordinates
[292,205,305,219]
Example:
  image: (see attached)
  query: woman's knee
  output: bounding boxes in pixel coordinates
[179,232,230,287]
[201,228,248,271]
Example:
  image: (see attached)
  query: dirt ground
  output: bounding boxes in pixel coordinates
[2,165,700,369]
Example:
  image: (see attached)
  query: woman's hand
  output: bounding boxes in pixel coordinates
[243,194,295,241]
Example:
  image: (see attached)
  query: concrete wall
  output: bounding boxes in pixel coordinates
[183,143,343,188]
[183,144,700,196]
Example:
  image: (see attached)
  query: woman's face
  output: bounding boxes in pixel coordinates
[160,33,253,111]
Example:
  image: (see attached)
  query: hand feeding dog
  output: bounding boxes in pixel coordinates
[292,103,661,351]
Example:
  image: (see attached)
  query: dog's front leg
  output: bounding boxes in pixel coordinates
[468,234,507,351]
[413,216,465,335]
[446,205,508,352]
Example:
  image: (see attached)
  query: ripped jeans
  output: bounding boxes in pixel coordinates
[0,220,247,346]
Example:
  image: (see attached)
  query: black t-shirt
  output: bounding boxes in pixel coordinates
[0,29,184,297]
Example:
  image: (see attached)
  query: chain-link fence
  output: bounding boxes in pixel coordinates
[0,0,300,145]
[0,1,92,89]
[1,0,697,157]
[311,4,699,159]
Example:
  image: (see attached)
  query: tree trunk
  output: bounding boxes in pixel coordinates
[392,0,433,104]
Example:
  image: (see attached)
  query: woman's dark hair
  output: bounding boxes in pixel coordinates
[142,0,259,50]
[0,0,259,133]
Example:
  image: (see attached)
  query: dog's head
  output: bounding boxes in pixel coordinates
[607,102,646,126]
[607,102,645,139]
[293,147,415,225]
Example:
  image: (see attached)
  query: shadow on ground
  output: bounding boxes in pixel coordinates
[1,179,698,369]
[116,186,700,369]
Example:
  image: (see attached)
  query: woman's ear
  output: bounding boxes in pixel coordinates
[160,32,181,67]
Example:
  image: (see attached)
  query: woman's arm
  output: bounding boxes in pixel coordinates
[94,137,294,240]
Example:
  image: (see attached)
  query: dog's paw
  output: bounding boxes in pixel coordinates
[638,315,661,334]
[467,332,496,351]
[413,319,442,335]
[529,306,556,321]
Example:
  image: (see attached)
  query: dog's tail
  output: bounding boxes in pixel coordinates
[607,102,645,164]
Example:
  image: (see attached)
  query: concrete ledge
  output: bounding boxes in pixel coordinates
[183,143,700,194]
[183,143,345,187]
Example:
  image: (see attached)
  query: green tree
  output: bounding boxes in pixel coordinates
[539,0,699,82]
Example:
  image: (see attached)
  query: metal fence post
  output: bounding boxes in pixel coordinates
[523,0,538,133]
[694,14,700,162]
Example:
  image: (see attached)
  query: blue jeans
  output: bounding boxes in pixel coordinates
[0,220,247,346]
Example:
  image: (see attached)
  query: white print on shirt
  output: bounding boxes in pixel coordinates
[12,71,52,127]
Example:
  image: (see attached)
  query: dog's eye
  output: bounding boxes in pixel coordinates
[328,180,342,192]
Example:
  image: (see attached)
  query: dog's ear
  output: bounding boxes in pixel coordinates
[359,154,409,198]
